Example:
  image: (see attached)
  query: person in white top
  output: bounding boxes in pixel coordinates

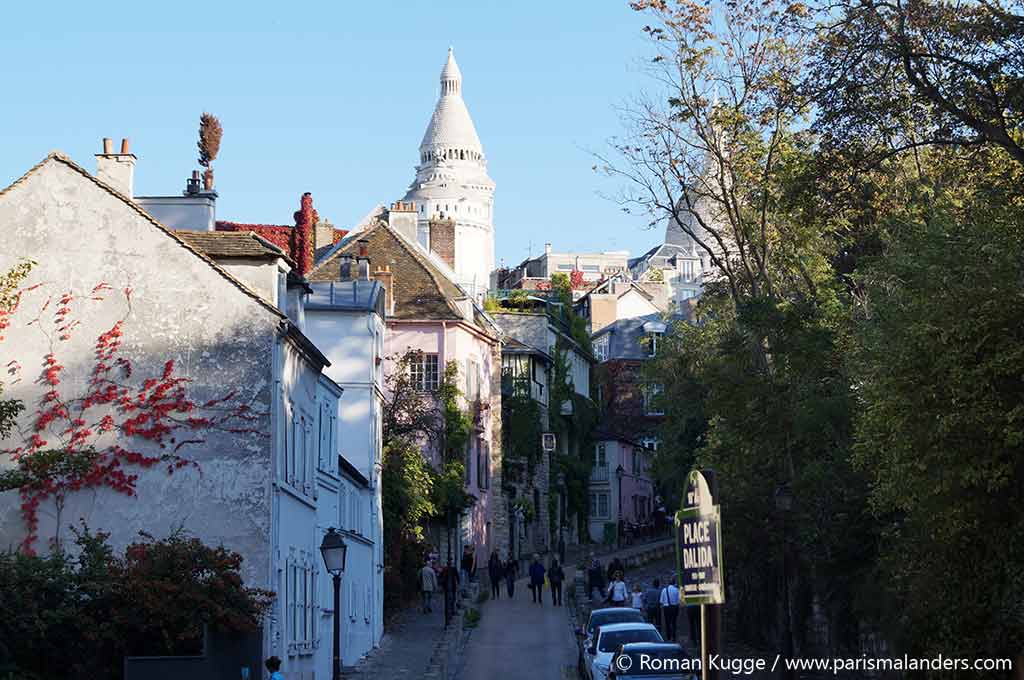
[607,571,628,607]
[630,583,645,609]
[659,577,681,640]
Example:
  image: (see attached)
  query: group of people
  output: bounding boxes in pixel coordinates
[586,552,700,647]
[484,550,567,605]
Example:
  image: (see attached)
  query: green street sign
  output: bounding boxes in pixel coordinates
[675,469,725,606]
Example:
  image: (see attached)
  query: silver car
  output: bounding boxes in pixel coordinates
[585,622,663,680]
[575,607,645,677]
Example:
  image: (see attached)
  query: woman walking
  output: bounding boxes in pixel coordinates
[607,571,628,607]
[487,549,502,600]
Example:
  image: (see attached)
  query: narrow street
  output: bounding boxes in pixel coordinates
[457,577,577,680]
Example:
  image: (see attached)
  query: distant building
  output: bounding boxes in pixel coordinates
[491,309,593,565]
[493,243,630,298]
[310,215,506,570]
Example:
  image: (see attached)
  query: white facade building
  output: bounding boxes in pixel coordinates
[403,48,496,300]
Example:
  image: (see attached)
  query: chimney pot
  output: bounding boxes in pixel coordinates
[120,138,130,154]
[340,255,353,281]
[357,239,370,258]
[102,138,113,154]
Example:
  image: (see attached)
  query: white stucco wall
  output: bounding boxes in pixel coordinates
[0,158,280,589]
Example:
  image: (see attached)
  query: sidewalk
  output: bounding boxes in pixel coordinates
[346,595,448,678]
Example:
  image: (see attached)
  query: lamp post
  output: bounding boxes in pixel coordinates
[774,484,795,680]
[556,472,566,564]
[615,464,625,549]
[320,527,348,680]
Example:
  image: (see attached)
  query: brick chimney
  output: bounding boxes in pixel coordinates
[292,192,317,276]
[95,137,136,198]
[339,254,354,281]
[371,265,394,316]
[429,215,456,270]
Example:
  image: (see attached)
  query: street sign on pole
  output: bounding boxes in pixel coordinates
[675,469,725,680]
[675,469,725,606]
[541,432,556,452]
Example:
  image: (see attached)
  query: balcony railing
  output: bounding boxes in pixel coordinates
[590,464,610,482]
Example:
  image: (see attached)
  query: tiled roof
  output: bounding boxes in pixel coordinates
[174,230,294,265]
[310,221,484,327]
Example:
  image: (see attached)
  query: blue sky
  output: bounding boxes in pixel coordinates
[0,2,662,266]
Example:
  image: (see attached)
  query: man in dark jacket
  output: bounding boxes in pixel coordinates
[644,578,663,631]
[548,559,565,606]
[528,553,546,605]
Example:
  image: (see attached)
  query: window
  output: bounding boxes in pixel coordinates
[593,336,609,362]
[647,331,663,357]
[681,259,696,281]
[632,447,642,475]
[410,353,440,391]
[582,264,600,272]
[595,443,607,467]
[286,554,317,655]
[317,400,337,474]
[284,404,314,495]
[557,263,574,270]
[339,485,347,529]
[590,492,610,519]
[465,438,474,485]
[477,439,489,489]
[643,383,665,416]
[641,438,660,452]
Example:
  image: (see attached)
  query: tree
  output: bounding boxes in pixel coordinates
[810,0,1024,167]
[197,112,223,190]
[0,525,272,680]
[849,154,1024,661]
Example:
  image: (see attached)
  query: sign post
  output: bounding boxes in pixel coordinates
[675,469,724,680]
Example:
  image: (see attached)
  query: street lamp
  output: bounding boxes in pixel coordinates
[320,528,348,680]
[774,485,795,680]
[556,472,566,563]
[615,465,625,548]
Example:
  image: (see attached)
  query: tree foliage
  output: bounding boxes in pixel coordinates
[622,0,1024,668]
[0,525,272,680]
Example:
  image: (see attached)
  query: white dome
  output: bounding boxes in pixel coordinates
[419,48,484,154]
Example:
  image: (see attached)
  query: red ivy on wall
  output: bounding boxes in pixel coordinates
[570,269,586,290]
[1,280,264,554]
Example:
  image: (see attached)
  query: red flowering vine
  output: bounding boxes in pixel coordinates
[1,279,266,554]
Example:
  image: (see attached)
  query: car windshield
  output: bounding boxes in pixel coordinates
[598,629,662,653]
[589,610,643,635]
[614,648,692,675]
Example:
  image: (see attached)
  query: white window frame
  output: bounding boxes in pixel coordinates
[594,336,609,362]
[410,352,440,392]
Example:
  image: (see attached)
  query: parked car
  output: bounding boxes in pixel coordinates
[584,622,663,680]
[575,607,646,677]
[608,642,697,680]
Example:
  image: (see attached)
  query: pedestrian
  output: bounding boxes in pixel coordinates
[420,559,438,613]
[607,557,625,584]
[660,577,681,641]
[487,549,502,600]
[644,578,663,631]
[460,545,476,596]
[630,583,644,610]
[549,558,565,606]
[265,656,284,680]
[587,553,605,600]
[607,571,628,607]
[529,553,546,604]
[504,553,518,598]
